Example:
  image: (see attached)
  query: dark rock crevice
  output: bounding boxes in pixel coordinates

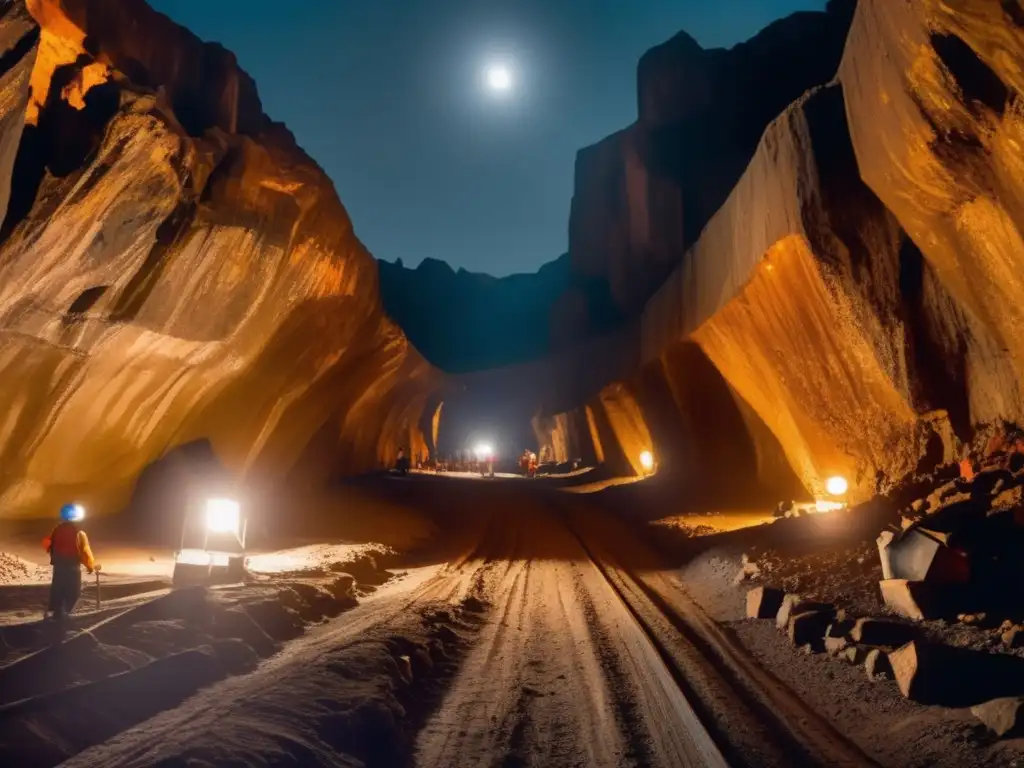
[0,22,36,78]
[931,33,1010,118]
[0,56,121,243]
[108,198,197,323]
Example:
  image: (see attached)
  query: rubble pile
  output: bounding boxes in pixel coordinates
[745,432,1024,738]
[0,552,49,585]
[876,433,1024,624]
[746,582,1024,736]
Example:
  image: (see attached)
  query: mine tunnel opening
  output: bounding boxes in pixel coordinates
[931,33,1011,118]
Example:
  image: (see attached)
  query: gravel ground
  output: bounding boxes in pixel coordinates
[0,551,49,585]
[664,520,1024,767]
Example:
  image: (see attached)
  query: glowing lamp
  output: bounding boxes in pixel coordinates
[205,498,241,534]
[825,476,848,496]
[474,443,493,459]
[639,450,654,472]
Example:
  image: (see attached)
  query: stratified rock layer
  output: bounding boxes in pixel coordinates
[0,0,440,517]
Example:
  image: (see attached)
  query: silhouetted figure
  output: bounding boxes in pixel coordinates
[395,447,411,476]
[43,503,100,621]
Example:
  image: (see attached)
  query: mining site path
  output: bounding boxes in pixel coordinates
[5,478,877,767]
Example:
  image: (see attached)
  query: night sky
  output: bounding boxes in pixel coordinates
[150,0,826,277]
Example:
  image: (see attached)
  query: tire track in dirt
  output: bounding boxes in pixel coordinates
[565,502,880,768]
[414,503,707,767]
[573,568,657,767]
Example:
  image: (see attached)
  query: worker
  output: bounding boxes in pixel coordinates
[395,447,411,476]
[42,503,100,621]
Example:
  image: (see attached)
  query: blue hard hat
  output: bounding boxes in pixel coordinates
[60,503,84,522]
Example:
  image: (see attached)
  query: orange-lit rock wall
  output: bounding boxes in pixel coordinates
[540,7,1024,505]
[0,1,440,517]
[839,0,1024,431]
[431,0,1024,508]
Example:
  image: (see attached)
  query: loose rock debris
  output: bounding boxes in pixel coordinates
[741,428,1024,741]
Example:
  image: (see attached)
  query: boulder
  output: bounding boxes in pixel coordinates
[877,530,895,580]
[879,580,936,621]
[788,610,832,649]
[893,641,1024,706]
[850,617,917,647]
[824,635,849,656]
[775,594,833,631]
[1002,625,1024,649]
[885,528,969,585]
[746,586,784,619]
[888,642,932,699]
[972,697,1024,738]
[775,594,802,630]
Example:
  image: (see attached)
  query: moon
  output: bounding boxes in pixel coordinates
[486,64,512,91]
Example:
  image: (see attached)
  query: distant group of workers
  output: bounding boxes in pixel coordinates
[390,446,570,479]
[42,503,101,622]
[519,450,538,478]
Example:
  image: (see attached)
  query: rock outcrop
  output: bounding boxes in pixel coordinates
[377,2,857,369]
[565,0,857,329]
[533,0,1024,504]
[0,0,440,517]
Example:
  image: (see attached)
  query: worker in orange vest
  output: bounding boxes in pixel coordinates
[42,503,100,621]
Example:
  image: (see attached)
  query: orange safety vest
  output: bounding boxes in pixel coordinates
[43,522,95,568]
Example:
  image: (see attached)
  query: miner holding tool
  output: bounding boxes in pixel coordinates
[43,503,101,621]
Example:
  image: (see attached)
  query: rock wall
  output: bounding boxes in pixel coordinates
[376,3,859,367]
[537,0,1024,505]
[0,0,441,518]
[565,1,857,331]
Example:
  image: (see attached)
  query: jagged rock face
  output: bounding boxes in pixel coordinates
[566,2,856,326]
[378,4,858,367]
[840,0,1024,431]
[536,0,1024,504]
[0,0,439,517]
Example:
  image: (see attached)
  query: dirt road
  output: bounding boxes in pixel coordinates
[1,477,876,767]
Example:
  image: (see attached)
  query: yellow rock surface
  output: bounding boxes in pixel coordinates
[0,1,441,517]
[536,0,1024,503]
